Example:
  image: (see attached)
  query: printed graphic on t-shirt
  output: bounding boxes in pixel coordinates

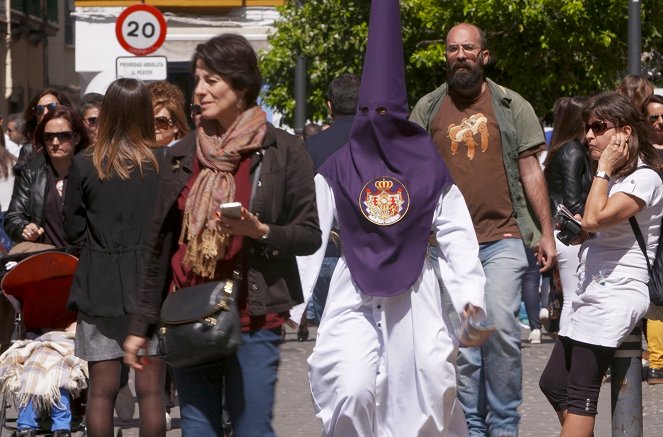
[447,112,489,160]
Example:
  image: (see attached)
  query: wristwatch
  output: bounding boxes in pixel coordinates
[595,170,610,182]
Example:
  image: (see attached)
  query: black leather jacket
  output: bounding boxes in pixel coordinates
[544,140,593,216]
[4,153,49,243]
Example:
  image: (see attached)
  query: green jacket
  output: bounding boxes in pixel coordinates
[410,78,545,248]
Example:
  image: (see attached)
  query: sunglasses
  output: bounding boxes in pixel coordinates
[84,116,98,127]
[44,131,74,143]
[154,116,175,130]
[584,120,616,135]
[33,102,58,115]
[190,104,202,116]
[648,114,663,124]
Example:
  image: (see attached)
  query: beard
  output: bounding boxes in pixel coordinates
[448,62,484,91]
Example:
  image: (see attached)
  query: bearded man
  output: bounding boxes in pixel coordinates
[411,23,556,437]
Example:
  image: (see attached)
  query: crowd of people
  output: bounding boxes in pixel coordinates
[0,3,662,437]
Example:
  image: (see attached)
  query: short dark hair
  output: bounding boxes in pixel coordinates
[77,92,104,117]
[327,74,360,117]
[33,105,90,156]
[642,94,663,115]
[192,34,262,107]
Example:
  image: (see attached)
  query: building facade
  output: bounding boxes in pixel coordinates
[75,0,284,104]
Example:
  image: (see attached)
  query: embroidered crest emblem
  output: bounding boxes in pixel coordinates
[359,176,410,226]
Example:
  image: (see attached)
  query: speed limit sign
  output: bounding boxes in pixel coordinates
[115,4,167,56]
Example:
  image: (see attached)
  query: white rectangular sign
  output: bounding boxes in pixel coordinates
[116,56,168,81]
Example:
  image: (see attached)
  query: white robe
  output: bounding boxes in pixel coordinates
[299,175,487,437]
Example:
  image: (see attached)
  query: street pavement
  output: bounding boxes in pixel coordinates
[2,328,662,436]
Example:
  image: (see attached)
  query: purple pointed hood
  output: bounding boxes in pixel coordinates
[318,0,454,297]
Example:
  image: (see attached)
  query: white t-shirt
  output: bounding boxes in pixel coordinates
[580,166,663,284]
[561,165,663,347]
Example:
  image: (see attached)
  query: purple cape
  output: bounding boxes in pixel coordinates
[318,0,453,296]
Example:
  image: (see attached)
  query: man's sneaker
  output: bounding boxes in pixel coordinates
[529,329,542,344]
[115,383,135,422]
[647,367,663,385]
[539,308,549,325]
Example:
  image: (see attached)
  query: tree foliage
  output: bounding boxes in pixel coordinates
[260,0,663,127]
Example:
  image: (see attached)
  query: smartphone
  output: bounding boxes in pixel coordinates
[220,202,243,220]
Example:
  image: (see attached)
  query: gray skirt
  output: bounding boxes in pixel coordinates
[75,312,159,361]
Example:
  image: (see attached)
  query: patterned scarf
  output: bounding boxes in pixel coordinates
[179,106,267,278]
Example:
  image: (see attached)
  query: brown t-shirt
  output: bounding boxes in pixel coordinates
[431,88,520,243]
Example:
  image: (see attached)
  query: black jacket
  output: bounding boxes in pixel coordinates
[544,140,592,216]
[4,153,49,243]
[128,125,322,337]
[64,153,159,317]
[306,115,355,171]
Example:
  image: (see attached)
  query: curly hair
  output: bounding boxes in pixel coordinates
[148,81,190,140]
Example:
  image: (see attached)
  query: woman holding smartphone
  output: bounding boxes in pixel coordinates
[123,34,320,436]
[539,92,662,437]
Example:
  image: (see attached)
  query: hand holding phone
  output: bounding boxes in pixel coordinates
[555,204,583,246]
[220,202,243,220]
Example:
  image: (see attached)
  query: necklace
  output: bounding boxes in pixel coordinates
[56,180,64,197]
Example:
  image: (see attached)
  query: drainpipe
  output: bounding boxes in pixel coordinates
[4,0,12,106]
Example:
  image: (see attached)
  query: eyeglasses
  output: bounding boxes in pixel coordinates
[584,120,616,135]
[43,131,74,143]
[84,116,98,127]
[446,43,481,54]
[648,114,663,124]
[154,116,175,130]
[190,104,202,116]
[33,102,58,115]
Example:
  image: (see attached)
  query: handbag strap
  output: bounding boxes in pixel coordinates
[629,216,652,275]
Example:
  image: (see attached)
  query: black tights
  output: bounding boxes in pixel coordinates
[87,358,166,437]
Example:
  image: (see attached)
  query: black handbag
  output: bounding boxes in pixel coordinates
[629,217,663,319]
[159,270,242,368]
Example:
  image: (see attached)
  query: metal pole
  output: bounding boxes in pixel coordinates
[611,322,643,437]
[293,0,306,135]
[627,0,641,75]
[294,55,306,135]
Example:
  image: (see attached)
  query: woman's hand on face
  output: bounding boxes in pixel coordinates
[123,335,149,371]
[597,132,629,175]
[22,223,44,241]
[216,207,270,240]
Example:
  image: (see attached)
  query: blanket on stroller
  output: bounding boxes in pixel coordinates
[0,331,87,410]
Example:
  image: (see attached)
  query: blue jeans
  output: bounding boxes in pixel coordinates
[305,257,338,324]
[173,328,282,437]
[457,238,528,437]
[521,246,542,330]
[17,388,71,431]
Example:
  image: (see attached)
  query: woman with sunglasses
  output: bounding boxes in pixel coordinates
[77,92,104,145]
[63,78,166,436]
[15,90,74,175]
[539,92,663,437]
[123,34,321,436]
[4,106,89,246]
[543,96,591,333]
[148,81,190,152]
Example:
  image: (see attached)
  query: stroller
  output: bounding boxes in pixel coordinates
[0,248,86,436]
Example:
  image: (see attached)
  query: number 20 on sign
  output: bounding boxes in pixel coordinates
[115,4,167,56]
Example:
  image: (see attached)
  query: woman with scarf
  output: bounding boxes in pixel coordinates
[123,34,321,436]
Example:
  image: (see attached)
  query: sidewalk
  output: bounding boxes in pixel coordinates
[3,328,662,436]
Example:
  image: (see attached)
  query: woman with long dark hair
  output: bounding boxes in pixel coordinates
[543,96,592,331]
[64,78,165,436]
[540,92,663,436]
